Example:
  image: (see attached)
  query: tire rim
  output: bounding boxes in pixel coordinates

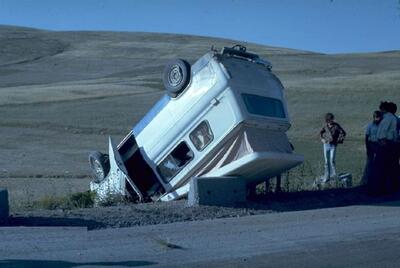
[92,159,105,179]
[168,65,183,87]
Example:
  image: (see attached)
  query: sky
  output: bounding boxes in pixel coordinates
[0,0,399,54]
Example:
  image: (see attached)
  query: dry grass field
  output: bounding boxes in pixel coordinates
[0,25,399,214]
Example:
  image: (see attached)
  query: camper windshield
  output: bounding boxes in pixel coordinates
[242,93,285,118]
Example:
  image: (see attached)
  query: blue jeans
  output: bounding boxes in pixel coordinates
[323,143,337,182]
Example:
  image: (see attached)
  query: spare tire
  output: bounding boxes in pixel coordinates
[89,151,110,182]
[163,59,191,98]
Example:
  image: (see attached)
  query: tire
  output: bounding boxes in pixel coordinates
[163,59,191,98]
[89,151,110,182]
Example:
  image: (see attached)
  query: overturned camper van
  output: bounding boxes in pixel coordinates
[89,45,304,202]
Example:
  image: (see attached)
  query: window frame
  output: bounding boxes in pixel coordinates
[241,93,286,119]
[189,120,214,152]
[156,141,194,183]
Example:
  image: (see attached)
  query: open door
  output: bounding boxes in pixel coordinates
[118,133,164,199]
[90,134,163,202]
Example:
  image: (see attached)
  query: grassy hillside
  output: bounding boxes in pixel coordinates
[284,52,400,187]
[0,25,399,188]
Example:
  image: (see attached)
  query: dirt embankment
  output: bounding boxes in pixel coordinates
[5,188,400,230]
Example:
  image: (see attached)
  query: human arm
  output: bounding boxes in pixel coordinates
[365,124,371,155]
[320,127,327,143]
[365,135,371,156]
[336,123,346,144]
[376,115,389,141]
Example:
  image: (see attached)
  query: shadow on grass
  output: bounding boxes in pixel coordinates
[248,187,400,212]
[3,216,106,230]
[0,259,156,268]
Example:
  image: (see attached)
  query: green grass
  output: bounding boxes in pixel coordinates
[1,28,399,204]
[290,139,364,181]
[281,66,400,190]
[97,193,130,207]
[34,191,96,210]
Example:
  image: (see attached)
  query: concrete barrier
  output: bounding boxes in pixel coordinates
[0,188,9,222]
[188,177,247,207]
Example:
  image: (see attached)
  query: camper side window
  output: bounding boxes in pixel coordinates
[157,142,194,182]
[242,93,285,118]
[189,121,214,151]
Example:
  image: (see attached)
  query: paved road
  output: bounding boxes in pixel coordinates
[1,201,400,267]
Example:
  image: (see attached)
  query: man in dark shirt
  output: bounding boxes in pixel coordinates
[362,110,382,187]
[370,102,399,194]
[319,113,346,183]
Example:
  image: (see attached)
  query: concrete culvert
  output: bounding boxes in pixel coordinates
[0,188,9,223]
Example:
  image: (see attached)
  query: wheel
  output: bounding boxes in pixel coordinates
[89,151,110,182]
[163,59,191,98]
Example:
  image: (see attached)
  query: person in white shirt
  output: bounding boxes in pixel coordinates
[387,102,400,192]
[376,109,398,142]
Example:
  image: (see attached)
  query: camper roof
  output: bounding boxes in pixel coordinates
[133,95,170,136]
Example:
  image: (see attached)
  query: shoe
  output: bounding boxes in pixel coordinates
[320,175,330,184]
[330,174,338,181]
[313,176,327,189]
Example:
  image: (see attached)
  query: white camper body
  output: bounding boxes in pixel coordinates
[90,46,303,202]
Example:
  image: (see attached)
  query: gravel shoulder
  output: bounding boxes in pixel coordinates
[5,187,400,230]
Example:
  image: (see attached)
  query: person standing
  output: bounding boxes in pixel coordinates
[370,101,399,194]
[361,111,382,186]
[387,102,400,191]
[319,113,346,184]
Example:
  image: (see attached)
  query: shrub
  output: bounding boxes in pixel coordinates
[97,193,128,207]
[34,191,97,210]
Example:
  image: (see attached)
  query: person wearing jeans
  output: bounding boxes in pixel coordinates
[323,142,337,181]
[319,113,346,183]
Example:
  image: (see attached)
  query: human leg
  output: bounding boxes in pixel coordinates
[384,142,398,194]
[362,151,374,186]
[329,145,337,178]
[394,143,400,192]
[370,144,386,195]
[364,143,378,185]
[323,143,331,182]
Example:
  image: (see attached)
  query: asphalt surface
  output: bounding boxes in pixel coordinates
[1,201,400,267]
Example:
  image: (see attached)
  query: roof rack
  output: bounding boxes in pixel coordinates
[221,45,259,61]
[220,45,272,70]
